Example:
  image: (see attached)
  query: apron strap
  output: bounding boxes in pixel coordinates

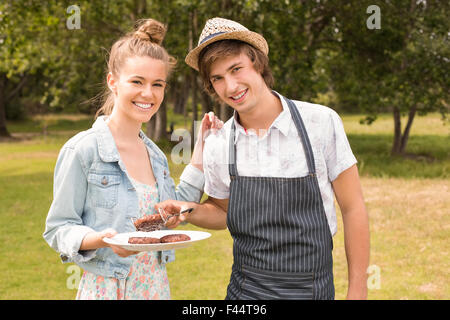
[229,118,238,178]
[228,94,317,178]
[283,96,316,175]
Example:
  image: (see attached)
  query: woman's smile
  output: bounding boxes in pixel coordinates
[132,101,154,110]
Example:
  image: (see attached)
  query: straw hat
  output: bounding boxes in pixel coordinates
[185,17,269,71]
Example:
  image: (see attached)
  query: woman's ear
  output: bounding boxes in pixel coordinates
[107,72,117,95]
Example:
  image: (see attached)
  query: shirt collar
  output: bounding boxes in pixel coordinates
[232,90,292,143]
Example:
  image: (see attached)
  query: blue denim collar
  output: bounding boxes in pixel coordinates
[92,116,166,168]
[92,116,120,163]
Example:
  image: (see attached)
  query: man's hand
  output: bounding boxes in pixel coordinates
[155,197,228,230]
[191,112,224,172]
[155,200,193,229]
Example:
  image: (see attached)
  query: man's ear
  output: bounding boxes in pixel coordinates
[106,72,117,95]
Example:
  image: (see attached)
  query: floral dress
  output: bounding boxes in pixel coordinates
[76,178,171,300]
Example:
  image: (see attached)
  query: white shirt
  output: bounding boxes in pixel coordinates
[203,91,357,236]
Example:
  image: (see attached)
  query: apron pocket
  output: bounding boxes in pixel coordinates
[240,265,313,300]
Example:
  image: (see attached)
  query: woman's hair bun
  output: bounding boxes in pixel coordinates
[133,19,166,45]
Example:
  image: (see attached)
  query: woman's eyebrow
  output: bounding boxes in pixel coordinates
[130,75,145,80]
[130,75,166,83]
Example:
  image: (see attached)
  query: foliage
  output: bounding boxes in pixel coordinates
[1,0,448,154]
[328,0,449,153]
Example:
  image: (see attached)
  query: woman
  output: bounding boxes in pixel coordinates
[43,18,222,300]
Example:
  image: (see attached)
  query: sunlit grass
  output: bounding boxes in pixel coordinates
[0,112,448,299]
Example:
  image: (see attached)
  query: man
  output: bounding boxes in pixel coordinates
[159,17,369,300]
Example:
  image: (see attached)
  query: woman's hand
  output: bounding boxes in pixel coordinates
[81,228,139,258]
[108,243,139,258]
[191,112,223,172]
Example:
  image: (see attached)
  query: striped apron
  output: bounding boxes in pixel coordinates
[225,95,334,300]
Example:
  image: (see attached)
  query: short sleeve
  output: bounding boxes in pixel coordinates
[324,110,357,182]
[203,134,231,199]
[179,164,205,191]
[175,164,205,203]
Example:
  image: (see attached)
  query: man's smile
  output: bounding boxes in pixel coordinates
[229,89,248,103]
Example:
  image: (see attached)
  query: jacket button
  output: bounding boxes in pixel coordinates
[101,177,108,185]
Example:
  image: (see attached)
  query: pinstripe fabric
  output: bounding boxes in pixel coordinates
[225,96,334,300]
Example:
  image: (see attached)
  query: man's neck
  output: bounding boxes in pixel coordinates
[237,90,283,136]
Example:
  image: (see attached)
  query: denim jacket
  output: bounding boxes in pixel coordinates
[43,116,204,280]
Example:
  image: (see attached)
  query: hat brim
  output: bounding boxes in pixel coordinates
[185,30,269,71]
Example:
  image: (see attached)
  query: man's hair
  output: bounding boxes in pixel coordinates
[197,40,274,101]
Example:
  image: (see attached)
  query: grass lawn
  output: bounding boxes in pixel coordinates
[0,112,448,299]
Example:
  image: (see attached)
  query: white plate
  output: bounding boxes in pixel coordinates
[102,230,211,252]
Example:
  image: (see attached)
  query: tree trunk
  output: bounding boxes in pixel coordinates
[390,1,418,156]
[174,79,189,114]
[399,105,417,154]
[146,112,157,140]
[146,102,167,142]
[391,107,402,155]
[190,72,198,152]
[200,89,213,115]
[220,102,233,121]
[129,0,147,22]
[189,8,199,150]
[391,105,417,156]
[0,74,11,137]
[154,101,167,141]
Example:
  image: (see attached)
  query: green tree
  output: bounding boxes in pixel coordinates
[0,1,62,136]
[2,0,447,154]
[329,0,449,155]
